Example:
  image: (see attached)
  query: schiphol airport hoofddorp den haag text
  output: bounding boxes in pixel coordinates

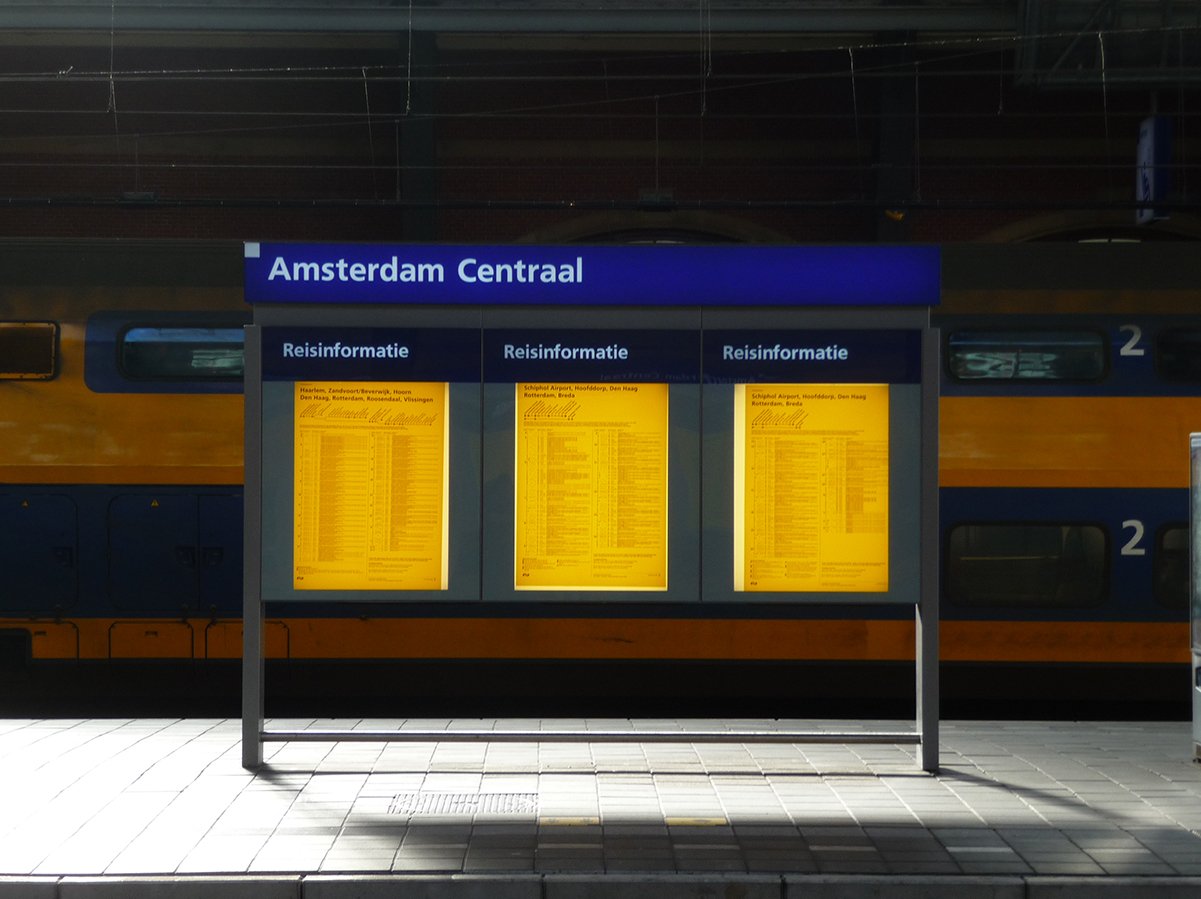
[735,384,889,594]
[515,382,669,592]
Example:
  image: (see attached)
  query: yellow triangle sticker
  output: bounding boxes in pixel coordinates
[151,500,159,507]
[21,501,28,507]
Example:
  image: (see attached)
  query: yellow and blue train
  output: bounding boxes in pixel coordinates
[1,239,1197,713]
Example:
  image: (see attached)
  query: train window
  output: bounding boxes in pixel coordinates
[0,322,57,379]
[1153,523,1189,611]
[1155,329,1201,382]
[119,325,244,381]
[947,331,1105,381]
[946,523,1108,607]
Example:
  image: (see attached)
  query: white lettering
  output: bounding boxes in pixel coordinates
[293,262,319,281]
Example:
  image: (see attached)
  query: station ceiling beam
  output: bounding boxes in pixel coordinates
[0,1,1016,34]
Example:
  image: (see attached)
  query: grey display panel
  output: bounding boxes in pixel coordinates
[243,286,940,773]
[260,380,481,602]
[254,311,927,604]
[702,383,920,604]
[481,382,701,603]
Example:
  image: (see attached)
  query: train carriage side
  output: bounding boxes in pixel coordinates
[935,287,1198,688]
[0,242,1197,711]
[0,243,253,665]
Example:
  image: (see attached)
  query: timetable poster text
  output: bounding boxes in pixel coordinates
[293,381,449,590]
[734,383,889,593]
[515,382,669,591]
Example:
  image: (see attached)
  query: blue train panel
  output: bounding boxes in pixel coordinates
[941,486,1188,623]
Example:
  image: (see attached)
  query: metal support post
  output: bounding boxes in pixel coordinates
[1190,433,1201,761]
[917,323,940,772]
[242,324,265,770]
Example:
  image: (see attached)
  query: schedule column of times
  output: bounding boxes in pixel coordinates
[293,381,449,591]
[514,382,669,591]
[734,383,889,593]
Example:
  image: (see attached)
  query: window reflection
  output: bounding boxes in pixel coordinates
[120,326,245,380]
[948,331,1105,381]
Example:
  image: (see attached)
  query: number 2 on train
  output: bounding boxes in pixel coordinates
[1120,520,1146,556]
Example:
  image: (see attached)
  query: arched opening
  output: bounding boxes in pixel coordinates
[980,211,1201,242]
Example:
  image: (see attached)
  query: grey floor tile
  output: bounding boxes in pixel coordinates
[6,716,1201,883]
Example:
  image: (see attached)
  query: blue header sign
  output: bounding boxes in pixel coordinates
[261,327,480,381]
[245,242,940,307]
[703,330,921,384]
[484,329,699,383]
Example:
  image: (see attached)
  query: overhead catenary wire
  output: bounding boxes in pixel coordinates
[2,48,1184,147]
[0,21,1194,202]
[848,48,864,200]
[362,66,377,198]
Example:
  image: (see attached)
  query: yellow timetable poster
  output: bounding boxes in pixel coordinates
[293,381,449,591]
[515,382,668,591]
[734,383,889,593]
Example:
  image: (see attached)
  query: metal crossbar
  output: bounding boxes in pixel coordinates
[260,730,921,744]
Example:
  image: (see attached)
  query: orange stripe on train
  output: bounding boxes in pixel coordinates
[9,618,1189,665]
[941,396,1201,489]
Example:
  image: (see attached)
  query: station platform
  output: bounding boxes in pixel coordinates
[1,718,1200,898]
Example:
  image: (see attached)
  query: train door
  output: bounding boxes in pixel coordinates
[199,494,242,617]
[108,495,200,614]
[0,494,78,616]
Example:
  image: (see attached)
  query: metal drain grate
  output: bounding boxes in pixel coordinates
[388,792,538,816]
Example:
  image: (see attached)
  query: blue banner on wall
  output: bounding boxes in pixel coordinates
[702,330,922,384]
[245,243,940,307]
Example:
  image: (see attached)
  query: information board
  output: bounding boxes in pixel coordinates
[293,380,449,591]
[733,383,889,593]
[515,381,669,591]
[481,326,700,603]
[258,326,481,602]
[242,243,941,773]
[702,328,921,604]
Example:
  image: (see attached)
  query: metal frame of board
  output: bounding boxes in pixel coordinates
[242,246,940,774]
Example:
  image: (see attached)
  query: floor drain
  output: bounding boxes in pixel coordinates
[388,792,538,816]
